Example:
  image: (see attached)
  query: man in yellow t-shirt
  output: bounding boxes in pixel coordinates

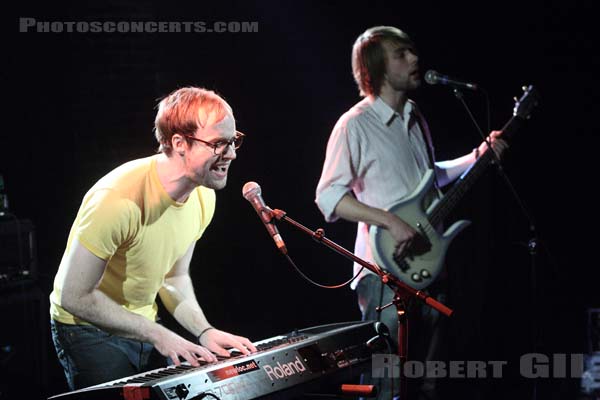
[49,87,256,390]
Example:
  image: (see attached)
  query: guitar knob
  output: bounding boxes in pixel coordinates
[420,270,431,279]
[411,273,422,282]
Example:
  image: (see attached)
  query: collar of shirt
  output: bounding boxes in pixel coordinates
[369,96,414,126]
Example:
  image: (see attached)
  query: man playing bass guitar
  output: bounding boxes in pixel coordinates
[315,26,508,400]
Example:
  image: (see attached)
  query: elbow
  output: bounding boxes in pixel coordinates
[316,189,350,223]
[60,290,79,315]
[317,201,339,223]
[60,288,92,318]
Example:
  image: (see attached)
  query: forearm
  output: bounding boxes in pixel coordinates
[435,131,507,187]
[160,274,257,357]
[61,288,166,344]
[435,150,477,187]
[333,194,417,253]
[333,194,398,228]
[160,275,211,337]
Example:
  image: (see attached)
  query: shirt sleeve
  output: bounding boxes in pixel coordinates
[315,117,360,222]
[75,189,138,260]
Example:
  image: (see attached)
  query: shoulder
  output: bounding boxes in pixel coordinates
[91,156,154,195]
[338,98,373,125]
[80,157,156,219]
[332,98,375,140]
[80,188,139,223]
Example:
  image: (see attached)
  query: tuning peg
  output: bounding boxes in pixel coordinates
[513,96,518,103]
[522,85,528,92]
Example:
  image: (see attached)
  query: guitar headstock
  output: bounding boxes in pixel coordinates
[513,85,540,120]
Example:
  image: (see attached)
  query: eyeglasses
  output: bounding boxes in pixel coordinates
[183,131,245,156]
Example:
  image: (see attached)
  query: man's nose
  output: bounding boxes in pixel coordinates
[221,143,237,160]
[409,50,418,63]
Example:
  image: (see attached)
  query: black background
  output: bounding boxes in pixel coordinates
[1,1,596,399]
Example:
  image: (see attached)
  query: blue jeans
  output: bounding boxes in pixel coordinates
[356,274,447,400]
[50,320,168,390]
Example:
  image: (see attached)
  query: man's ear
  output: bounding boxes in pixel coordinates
[171,133,187,156]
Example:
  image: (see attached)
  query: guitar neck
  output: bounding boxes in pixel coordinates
[429,114,525,226]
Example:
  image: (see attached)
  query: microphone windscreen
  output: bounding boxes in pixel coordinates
[242,181,261,200]
[424,70,438,85]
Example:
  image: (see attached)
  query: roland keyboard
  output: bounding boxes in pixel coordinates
[49,320,383,400]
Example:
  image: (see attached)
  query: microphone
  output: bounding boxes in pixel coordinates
[242,182,288,255]
[424,70,478,91]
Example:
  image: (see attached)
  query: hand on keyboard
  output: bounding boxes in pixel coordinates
[198,328,258,358]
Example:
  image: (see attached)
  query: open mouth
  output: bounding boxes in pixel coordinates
[210,164,229,175]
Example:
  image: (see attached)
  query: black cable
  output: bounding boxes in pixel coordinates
[195,393,221,399]
[282,252,364,289]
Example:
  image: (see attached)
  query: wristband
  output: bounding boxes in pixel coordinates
[197,326,214,342]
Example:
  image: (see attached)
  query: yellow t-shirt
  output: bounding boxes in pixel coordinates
[50,155,216,324]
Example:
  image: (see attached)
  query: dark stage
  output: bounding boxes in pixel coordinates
[1,1,596,399]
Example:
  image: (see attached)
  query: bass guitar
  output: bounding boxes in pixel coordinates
[369,85,539,289]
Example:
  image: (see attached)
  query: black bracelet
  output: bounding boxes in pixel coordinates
[197,326,214,342]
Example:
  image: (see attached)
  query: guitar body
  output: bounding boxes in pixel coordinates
[369,169,471,290]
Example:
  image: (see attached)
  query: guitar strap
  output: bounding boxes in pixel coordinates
[410,102,439,189]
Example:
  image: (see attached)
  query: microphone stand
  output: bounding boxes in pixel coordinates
[268,208,453,400]
[452,86,540,400]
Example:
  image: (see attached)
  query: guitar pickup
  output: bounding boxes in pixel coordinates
[392,255,410,272]
[415,223,433,252]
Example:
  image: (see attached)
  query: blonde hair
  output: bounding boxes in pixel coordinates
[154,87,233,155]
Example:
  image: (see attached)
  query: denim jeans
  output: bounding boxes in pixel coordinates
[50,319,168,390]
[356,274,447,400]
